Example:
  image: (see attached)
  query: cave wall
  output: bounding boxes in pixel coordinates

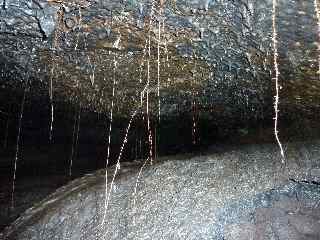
[0,0,320,174]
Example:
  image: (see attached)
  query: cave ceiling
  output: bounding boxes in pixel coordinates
[0,0,319,119]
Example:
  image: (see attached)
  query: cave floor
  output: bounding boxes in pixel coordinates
[0,174,68,232]
[1,140,320,239]
[223,188,320,240]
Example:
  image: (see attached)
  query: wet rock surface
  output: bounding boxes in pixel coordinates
[1,1,320,239]
[0,0,319,120]
[0,175,68,232]
[1,140,320,239]
[1,0,320,187]
[222,184,320,240]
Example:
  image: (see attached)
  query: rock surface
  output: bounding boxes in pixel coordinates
[0,0,319,119]
[1,140,320,239]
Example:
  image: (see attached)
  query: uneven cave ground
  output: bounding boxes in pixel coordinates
[221,182,320,240]
[1,0,320,239]
[1,140,320,240]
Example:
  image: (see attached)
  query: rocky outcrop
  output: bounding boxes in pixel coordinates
[1,140,320,239]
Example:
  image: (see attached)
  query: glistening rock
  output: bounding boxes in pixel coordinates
[1,140,320,239]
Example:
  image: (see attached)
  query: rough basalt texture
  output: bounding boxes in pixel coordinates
[1,140,320,239]
[0,0,319,119]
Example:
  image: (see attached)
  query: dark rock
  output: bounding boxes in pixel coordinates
[288,214,320,236]
[224,223,256,240]
[0,0,319,121]
[1,140,320,239]
[310,168,320,183]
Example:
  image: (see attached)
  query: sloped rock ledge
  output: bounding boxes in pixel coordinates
[1,139,320,239]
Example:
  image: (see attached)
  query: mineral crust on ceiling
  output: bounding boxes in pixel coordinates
[0,0,319,118]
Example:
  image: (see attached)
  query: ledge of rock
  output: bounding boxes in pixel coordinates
[1,140,320,239]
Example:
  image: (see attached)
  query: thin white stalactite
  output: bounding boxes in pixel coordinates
[192,100,196,145]
[314,0,320,76]
[191,62,197,146]
[69,104,81,177]
[102,60,151,232]
[138,39,149,163]
[49,65,54,142]
[69,113,76,177]
[128,6,157,228]
[162,19,168,66]
[75,104,81,160]
[49,6,62,143]
[154,125,157,159]
[100,112,138,239]
[147,17,153,165]
[140,39,148,106]
[50,104,54,141]
[272,0,285,163]
[101,57,117,227]
[11,81,27,210]
[104,108,139,210]
[101,5,156,233]
[157,19,161,123]
[156,18,162,160]
[162,20,170,87]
